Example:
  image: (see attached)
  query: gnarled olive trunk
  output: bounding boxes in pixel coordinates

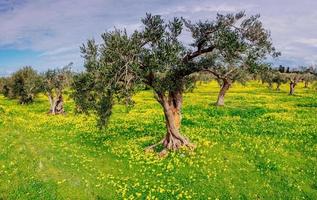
[289,82,296,95]
[48,93,64,114]
[276,83,281,91]
[156,91,191,151]
[216,80,231,106]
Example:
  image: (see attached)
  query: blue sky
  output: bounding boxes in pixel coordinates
[0,0,317,76]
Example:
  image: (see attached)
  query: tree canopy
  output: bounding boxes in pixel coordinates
[72,12,279,152]
[5,67,42,104]
[41,64,73,114]
[193,13,280,105]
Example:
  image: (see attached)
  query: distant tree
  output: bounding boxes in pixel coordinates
[193,72,214,84]
[193,13,280,106]
[259,66,275,88]
[259,66,287,90]
[278,65,286,73]
[72,12,278,153]
[188,72,214,90]
[41,64,73,114]
[0,77,14,98]
[302,73,315,88]
[273,71,288,90]
[0,77,7,94]
[10,67,41,104]
[287,73,304,95]
[298,66,317,88]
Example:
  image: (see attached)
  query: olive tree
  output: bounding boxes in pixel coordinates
[10,67,41,104]
[302,73,316,88]
[261,68,288,90]
[72,12,278,153]
[273,71,288,90]
[0,77,14,98]
[0,77,8,95]
[287,72,304,95]
[259,66,275,88]
[194,14,279,106]
[41,64,72,114]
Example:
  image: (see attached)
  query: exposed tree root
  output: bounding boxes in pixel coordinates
[145,136,195,157]
[144,139,164,153]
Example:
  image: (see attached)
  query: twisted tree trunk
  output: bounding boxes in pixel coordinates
[216,79,231,106]
[162,93,189,150]
[289,82,296,95]
[48,92,64,114]
[147,91,192,155]
[276,83,281,91]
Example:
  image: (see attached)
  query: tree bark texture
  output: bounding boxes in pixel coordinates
[156,91,191,151]
[289,82,296,95]
[48,93,64,114]
[216,80,231,106]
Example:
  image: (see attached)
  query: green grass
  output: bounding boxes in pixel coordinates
[0,81,316,199]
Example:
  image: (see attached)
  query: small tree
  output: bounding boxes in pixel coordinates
[73,12,278,153]
[302,73,315,88]
[259,66,275,88]
[287,73,304,95]
[0,77,4,93]
[273,72,288,90]
[0,77,14,98]
[10,67,41,104]
[42,64,72,114]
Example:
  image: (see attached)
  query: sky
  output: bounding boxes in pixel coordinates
[0,0,316,76]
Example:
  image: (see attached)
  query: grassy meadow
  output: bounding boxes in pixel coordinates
[0,81,316,199]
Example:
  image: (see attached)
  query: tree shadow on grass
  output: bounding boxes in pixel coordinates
[296,103,317,108]
[205,106,269,119]
[8,180,57,200]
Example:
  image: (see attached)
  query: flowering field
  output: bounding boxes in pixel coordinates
[0,81,316,199]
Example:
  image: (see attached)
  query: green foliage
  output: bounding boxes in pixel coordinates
[8,66,42,104]
[302,73,316,85]
[0,77,5,93]
[260,67,288,88]
[72,13,189,127]
[73,12,278,127]
[273,71,288,85]
[41,63,73,95]
[194,12,279,85]
[0,76,14,98]
[287,72,304,83]
[41,64,73,108]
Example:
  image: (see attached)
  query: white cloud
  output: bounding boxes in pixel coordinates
[159,3,253,15]
[0,0,317,74]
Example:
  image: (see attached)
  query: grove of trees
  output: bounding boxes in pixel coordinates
[260,65,317,95]
[1,67,42,104]
[0,12,316,155]
[0,65,73,114]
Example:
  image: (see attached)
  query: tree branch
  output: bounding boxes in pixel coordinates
[202,69,221,79]
[182,46,215,62]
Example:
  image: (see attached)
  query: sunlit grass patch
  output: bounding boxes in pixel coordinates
[0,81,316,199]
